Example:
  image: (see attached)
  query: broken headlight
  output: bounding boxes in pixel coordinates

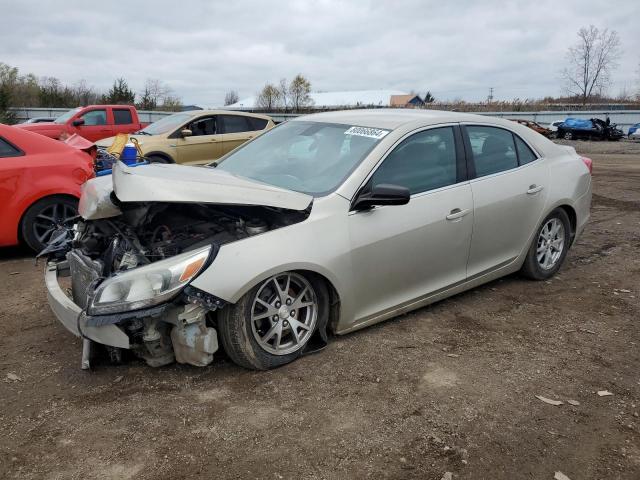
[88,245,211,315]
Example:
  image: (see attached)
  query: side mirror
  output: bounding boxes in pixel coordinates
[352,183,410,211]
[72,118,85,127]
[181,129,193,137]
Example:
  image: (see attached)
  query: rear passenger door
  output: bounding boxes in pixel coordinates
[463,125,549,277]
[219,115,260,154]
[112,108,138,134]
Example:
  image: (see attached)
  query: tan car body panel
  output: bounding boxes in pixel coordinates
[98,110,274,165]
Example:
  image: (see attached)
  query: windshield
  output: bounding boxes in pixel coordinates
[138,113,192,135]
[54,107,81,124]
[215,121,388,196]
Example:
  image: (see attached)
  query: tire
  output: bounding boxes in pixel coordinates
[521,208,571,281]
[218,272,329,370]
[21,195,78,252]
[146,154,171,164]
[563,131,573,140]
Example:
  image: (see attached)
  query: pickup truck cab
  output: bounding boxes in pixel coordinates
[15,105,149,143]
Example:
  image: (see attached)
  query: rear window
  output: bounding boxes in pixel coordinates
[0,137,23,158]
[514,135,538,164]
[113,109,133,125]
[248,117,268,131]
[221,115,250,134]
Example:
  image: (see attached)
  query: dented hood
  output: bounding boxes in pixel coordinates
[80,161,312,220]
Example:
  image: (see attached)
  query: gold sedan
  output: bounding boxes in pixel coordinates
[97,110,274,165]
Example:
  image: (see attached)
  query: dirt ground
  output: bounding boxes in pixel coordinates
[1,140,639,480]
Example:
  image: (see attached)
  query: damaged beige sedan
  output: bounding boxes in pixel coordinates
[45,110,592,370]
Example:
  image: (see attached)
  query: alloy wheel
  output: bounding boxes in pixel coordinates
[250,273,318,355]
[536,218,565,270]
[32,202,78,246]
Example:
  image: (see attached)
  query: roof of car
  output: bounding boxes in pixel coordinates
[293,109,502,130]
[184,109,272,120]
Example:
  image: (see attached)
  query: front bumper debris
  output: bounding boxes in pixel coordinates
[46,259,221,370]
[45,261,130,368]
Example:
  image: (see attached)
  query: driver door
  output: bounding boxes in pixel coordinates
[348,126,473,323]
[174,115,222,165]
[73,108,112,142]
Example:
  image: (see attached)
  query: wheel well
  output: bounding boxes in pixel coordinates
[294,270,341,334]
[17,193,79,242]
[145,152,174,163]
[557,204,577,243]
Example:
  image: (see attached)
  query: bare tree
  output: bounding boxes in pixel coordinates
[636,61,640,100]
[158,95,183,112]
[255,83,281,110]
[288,74,312,112]
[73,79,99,106]
[224,90,239,106]
[562,25,622,104]
[278,78,289,111]
[138,79,171,110]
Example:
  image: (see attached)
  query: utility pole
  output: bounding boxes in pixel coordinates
[487,87,494,104]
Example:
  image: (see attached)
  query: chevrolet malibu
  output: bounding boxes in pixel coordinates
[45,110,592,370]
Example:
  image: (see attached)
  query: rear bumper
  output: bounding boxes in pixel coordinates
[45,261,129,349]
[573,179,592,242]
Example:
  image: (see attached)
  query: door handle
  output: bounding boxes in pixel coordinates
[446,208,470,221]
[527,184,544,195]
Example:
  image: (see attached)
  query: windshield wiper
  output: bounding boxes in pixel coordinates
[134,130,151,135]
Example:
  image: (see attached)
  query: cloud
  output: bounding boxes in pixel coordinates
[0,0,638,106]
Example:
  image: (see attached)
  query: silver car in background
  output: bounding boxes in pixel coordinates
[45,110,592,370]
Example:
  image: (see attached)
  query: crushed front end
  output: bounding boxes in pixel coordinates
[45,171,308,369]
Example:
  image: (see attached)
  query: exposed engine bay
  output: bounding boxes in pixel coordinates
[63,200,308,368]
[74,201,306,274]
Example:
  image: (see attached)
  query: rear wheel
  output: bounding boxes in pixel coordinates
[218,272,328,370]
[21,195,78,252]
[521,208,571,280]
[146,154,171,164]
[563,131,574,140]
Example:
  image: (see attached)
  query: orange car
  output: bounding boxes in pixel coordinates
[511,119,552,138]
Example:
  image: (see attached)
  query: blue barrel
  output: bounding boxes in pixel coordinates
[121,143,138,165]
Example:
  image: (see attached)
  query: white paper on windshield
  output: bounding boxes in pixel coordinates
[344,126,390,139]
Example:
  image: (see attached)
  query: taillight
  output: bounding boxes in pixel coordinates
[581,156,593,174]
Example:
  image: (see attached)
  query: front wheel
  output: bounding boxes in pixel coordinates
[521,208,571,280]
[563,131,573,140]
[217,272,328,370]
[21,196,78,252]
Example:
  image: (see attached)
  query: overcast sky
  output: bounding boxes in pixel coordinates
[1,0,638,106]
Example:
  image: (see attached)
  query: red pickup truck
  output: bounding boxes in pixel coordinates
[15,105,149,143]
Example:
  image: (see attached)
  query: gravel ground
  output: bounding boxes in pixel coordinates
[1,140,639,480]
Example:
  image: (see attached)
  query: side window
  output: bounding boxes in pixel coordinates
[0,137,23,158]
[188,116,217,136]
[467,126,518,177]
[221,115,250,134]
[113,109,133,125]
[514,135,538,164]
[370,127,458,195]
[80,109,107,126]
[248,117,268,131]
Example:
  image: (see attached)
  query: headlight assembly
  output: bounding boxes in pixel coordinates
[88,245,211,315]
